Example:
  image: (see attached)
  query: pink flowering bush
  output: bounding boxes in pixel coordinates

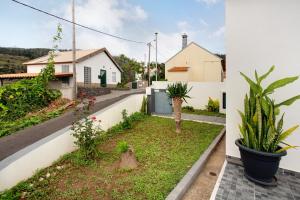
[71,93,102,161]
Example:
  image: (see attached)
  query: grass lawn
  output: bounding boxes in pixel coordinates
[1,116,223,200]
[182,108,226,118]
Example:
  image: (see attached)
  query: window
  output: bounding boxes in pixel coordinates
[62,65,69,73]
[61,77,69,87]
[112,72,116,82]
[222,92,226,109]
[84,66,91,84]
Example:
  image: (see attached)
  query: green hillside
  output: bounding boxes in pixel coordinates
[0,54,29,74]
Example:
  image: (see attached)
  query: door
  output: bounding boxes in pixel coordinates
[154,89,173,114]
[99,69,107,87]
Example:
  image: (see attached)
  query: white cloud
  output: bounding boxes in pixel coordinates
[210,26,225,38]
[196,0,219,5]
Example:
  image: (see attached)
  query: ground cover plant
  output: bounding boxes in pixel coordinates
[0,98,74,138]
[182,106,226,118]
[0,116,223,200]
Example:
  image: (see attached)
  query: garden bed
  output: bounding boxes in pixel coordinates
[1,116,223,200]
[182,107,226,118]
[0,98,75,138]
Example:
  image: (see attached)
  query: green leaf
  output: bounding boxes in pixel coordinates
[275,95,300,107]
[263,76,299,95]
[279,125,299,141]
[258,65,275,84]
[276,145,298,153]
[240,72,261,94]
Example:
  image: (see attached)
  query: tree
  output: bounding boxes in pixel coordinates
[113,54,143,83]
[166,82,191,133]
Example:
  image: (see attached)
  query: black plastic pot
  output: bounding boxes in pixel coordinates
[235,139,287,186]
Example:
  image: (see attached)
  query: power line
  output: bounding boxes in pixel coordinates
[11,0,147,45]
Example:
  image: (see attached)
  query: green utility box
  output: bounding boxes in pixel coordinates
[132,81,137,89]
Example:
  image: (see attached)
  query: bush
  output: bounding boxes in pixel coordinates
[121,109,132,129]
[71,96,103,161]
[116,141,129,153]
[206,97,219,112]
[182,106,195,112]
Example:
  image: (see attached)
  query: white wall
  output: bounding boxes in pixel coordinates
[152,81,226,113]
[0,94,144,191]
[226,0,300,172]
[77,52,121,85]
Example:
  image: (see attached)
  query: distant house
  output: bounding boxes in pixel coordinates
[0,48,123,99]
[165,34,225,82]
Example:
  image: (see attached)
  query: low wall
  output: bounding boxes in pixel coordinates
[151,81,226,113]
[0,94,144,191]
[77,86,111,97]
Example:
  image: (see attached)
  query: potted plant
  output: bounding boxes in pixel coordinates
[166,82,191,133]
[236,66,300,186]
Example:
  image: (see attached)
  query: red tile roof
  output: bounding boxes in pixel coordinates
[168,66,189,72]
[0,73,73,79]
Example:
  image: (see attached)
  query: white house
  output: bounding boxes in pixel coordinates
[0,48,123,99]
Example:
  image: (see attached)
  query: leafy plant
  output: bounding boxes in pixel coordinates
[71,95,103,161]
[206,97,219,112]
[239,66,300,153]
[121,109,132,129]
[0,24,63,121]
[116,141,129,153]
[140,96,148,114]
[167,82,192,133]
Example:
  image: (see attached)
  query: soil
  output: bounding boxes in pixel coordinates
[119,148,138,169]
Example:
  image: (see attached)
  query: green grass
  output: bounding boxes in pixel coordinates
[0,116,223,200]
[0,53,29,74]
[182,108,226,118]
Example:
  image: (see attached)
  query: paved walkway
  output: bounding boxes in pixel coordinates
[183,137,226,200]
[154,113,226,125]
[0,89,145,161]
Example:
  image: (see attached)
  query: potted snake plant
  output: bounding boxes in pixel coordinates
[236,66,300,186]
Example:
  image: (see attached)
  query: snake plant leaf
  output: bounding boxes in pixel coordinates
[275,95,300,107]
[255,70,259,82]
[261,98,269,116]
[258,65,275,84]
[256,97,263,147]
[277,114,284,133]
[263,76,299,95]
[247,123,257,149]
[240,72,261,94]
[276,145,299,153]
[279,125,299,141]
[239,124,249,147]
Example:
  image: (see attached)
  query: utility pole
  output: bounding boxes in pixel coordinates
[72,0,77,100]
[155,32,158,81]
[147,42,151,86]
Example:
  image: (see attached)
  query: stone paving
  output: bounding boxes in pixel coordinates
[215,162,300,200]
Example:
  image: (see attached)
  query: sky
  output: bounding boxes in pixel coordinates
[0,0,224,62]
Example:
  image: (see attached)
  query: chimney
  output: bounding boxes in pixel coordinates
[182,33,188,49]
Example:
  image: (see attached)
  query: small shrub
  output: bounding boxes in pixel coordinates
[182,106,194,112]
[206,97,219,112]
[121,109,132,129]
[140,96,147,114]
[71,96,103,162]
[116,141,129,153]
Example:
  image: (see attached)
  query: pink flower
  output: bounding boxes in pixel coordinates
[91,116,96,121]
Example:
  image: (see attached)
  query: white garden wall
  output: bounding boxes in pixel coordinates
[151,81,226,113]
[0,94,144,191]
[226,0,300,172]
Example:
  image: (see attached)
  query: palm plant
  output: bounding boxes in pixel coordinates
[167,82,191,133]
[239,66,300,153]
